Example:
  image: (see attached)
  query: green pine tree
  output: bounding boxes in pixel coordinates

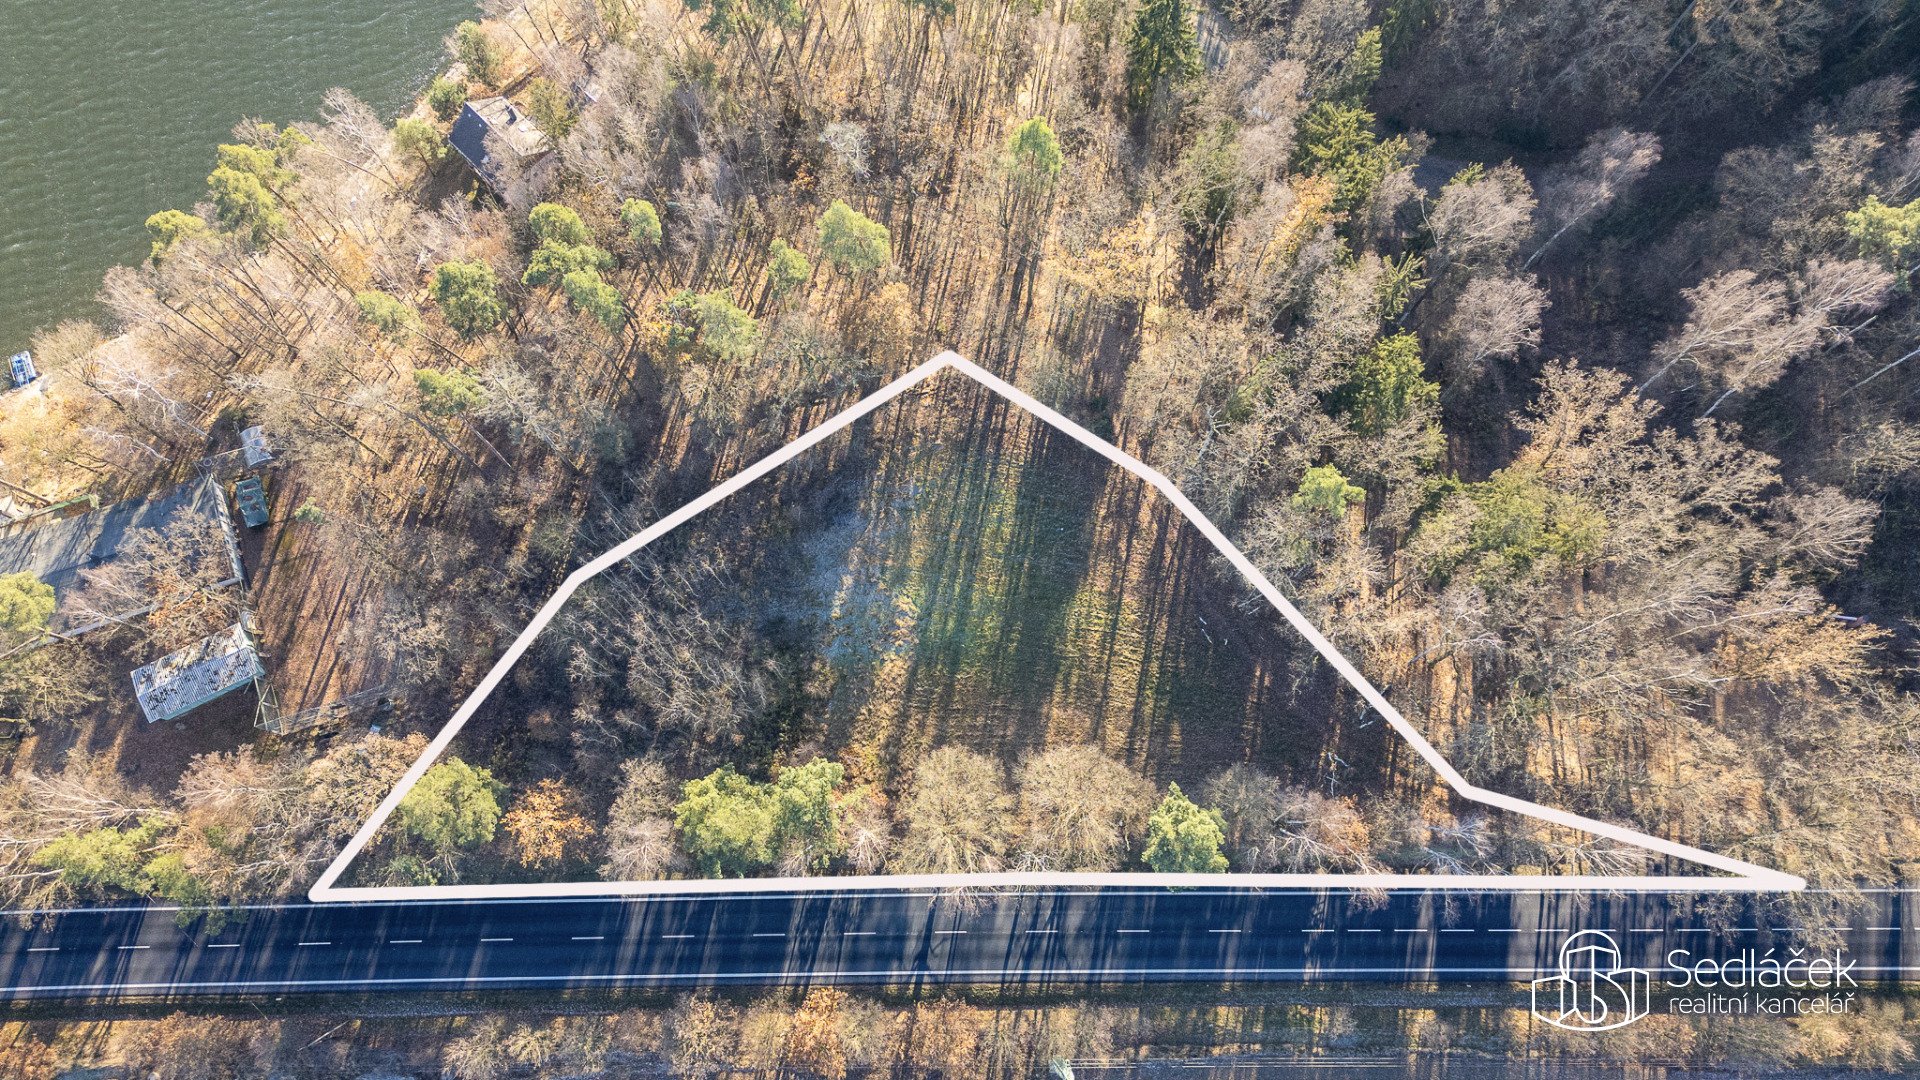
[1125,0,1201,110]
[1142,784,1228,873]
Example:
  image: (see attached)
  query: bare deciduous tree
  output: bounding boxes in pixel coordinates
[1015,746,1155,871]
[603,758,683,880]
[1526,129,1660,269]
[1441,273,1548,380]
[63,510,241,648]
[1428,164,1535,276]
[892,747,1014,875]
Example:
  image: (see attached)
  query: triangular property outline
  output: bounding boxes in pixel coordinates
[311,351,1804,900]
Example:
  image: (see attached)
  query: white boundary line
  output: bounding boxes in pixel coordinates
[311,351,1803,901]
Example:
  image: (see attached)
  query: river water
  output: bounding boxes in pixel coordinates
[0,0,475,353]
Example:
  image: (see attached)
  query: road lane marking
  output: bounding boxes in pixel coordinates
[1025,930,1058,935]
[842,931,875,937]
[26,947,56,953]
[206,944,242,949]
[480,937,512,943]
[55,963,1920,997]
[570,936,604,941]
[1116,929,1148,934]
[1868,926,1900,931]
[933,930,966,936]
[1208,929,1242,934]
[752,932,786,938]
[1629,928,1662,933]
[1303,929,1336,934]
[116,945,150,951]
[662,934,695,940]
[388,939,422,945]
[297,941,331,947]
[1394,928,1428,933]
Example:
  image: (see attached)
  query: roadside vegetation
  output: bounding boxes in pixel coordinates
[0,985,1912,1077]
[0,0,1913,921]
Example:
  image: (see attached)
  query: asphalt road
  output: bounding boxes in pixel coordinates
[0,889,1912,1000]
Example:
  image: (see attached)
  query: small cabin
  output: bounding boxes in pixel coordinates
[131,619,264,723]
[449,96,553,197]
[0,475,243,637]
[240,425,274,469]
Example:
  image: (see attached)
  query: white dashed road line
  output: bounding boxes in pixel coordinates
[12,916,1883,987]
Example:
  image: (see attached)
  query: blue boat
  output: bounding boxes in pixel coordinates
[7,351,37,388]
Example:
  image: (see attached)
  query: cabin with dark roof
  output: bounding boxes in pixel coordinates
[448,96,553,198]
[0,475,243,637]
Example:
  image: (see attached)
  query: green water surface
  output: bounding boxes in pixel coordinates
[0,0,475,352]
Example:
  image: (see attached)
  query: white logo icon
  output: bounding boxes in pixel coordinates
[1531,929,1651,1031]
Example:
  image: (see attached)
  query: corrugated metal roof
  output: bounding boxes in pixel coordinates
[131,619,262,723]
